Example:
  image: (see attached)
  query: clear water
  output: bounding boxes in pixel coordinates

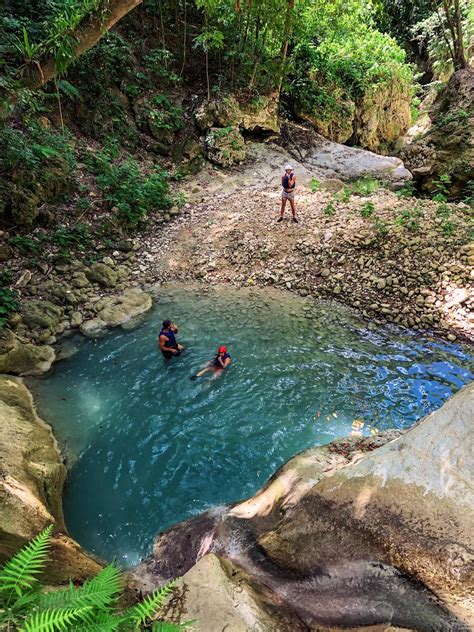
[30,285,473,566]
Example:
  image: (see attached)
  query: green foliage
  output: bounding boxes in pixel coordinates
[287,24,413,123]
[394,206,421,232]
[9,236,41,255]
[360,201,375,218]
[352,177,380,196]
[323,200,336,216]
[53,225,92,252]
[0,287,19,329]
[309,178,320,192]
[86,145,171,226]
[0,526,191,631]
[396,180,416,198]
[432,173,451,201]
[334,187,353,203]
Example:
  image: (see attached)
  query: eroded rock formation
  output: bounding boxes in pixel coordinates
[0,375,101,582]
[134,384,474,631]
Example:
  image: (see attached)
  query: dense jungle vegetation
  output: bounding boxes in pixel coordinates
[0,0,472,323]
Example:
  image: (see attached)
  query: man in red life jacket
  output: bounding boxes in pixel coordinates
[277,164,298,223]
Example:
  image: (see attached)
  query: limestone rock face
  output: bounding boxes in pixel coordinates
[205,126,246,167]
[401,68,474,197]
[195,95,279,134]
[294,75,412,152]
[0,329,55,375]
[0,376,101,582]
[135,386,473,630]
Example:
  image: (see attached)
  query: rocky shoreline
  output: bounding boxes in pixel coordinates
[1,142,472,377]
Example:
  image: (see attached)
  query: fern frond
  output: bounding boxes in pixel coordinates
[124,581,176,627]
[0,526,53,606]
[151,623,183,632]
[20,606,92,632]
[65,611,125,632]
[39,565,122,611]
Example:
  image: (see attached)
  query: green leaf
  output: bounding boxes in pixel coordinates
[39,565,122,612]
[0,526,53,607]
[124,581,176,627]
[20,606,92,632]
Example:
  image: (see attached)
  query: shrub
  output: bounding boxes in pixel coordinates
[86,145,171,226]
[0,287,19,329]
[360,201,375,217]
[0,526,193,631]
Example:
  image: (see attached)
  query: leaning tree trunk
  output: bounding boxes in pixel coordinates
[23,0,143,89]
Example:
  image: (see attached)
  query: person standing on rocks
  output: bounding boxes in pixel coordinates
[159,320,184,359]
[278,164,298,223]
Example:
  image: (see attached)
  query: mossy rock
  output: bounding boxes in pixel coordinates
[21,300,63,334]
[206,126,246,167]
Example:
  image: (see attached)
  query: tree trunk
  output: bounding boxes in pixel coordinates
[452,0,466,69]
[23,0,143,89]
[277,0,294,94]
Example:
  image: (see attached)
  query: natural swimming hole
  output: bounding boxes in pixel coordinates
[30,285,474,566]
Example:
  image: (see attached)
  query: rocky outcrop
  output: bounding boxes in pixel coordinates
[205,126,246,167]
[281,122,412,187]
[195,95,279,135]
[401,68,474,197]
[80,288,152,336]
[0,376,101,582]
[294,75,412,153]
[0,329,55,375]
[134,385,474,630]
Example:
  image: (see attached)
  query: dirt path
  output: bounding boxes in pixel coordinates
[138,143,473,343]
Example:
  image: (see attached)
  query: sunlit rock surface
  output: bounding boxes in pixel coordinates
[135,384,473,630]
[0,376,101,582]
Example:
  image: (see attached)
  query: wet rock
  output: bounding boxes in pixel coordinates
[70,311,83,328]
[0,329,55,375]
[80,317,107,338]
[85,263,118,287]
[0,376,101,581]
[135,387,473,630]
[96,289,152,327]
[160,554,305,632]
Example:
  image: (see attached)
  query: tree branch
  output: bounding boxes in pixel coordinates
[23,0,143,89]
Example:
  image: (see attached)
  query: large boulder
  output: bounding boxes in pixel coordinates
[21,300,63,335]
[205,127,247,167]
[85,262,118,287]
[400,68,474,197]
[80,289,153,337]
[195,95,279,135]
[0,376,101,581]
[135,385,473,630]
[280,122,412,187]
[0,329,55,375]
[95,288,153,327]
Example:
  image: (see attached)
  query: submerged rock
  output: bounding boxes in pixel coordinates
[0,376,101,582]
[0,329,55,375]
[135,385,473,630]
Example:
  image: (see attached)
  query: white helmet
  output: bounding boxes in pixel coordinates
[285,164,293,171]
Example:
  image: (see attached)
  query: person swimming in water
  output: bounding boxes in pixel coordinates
[190,345,231,379]
[159,320,184,359]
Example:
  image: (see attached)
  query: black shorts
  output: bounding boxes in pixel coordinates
[162,346,180,359]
